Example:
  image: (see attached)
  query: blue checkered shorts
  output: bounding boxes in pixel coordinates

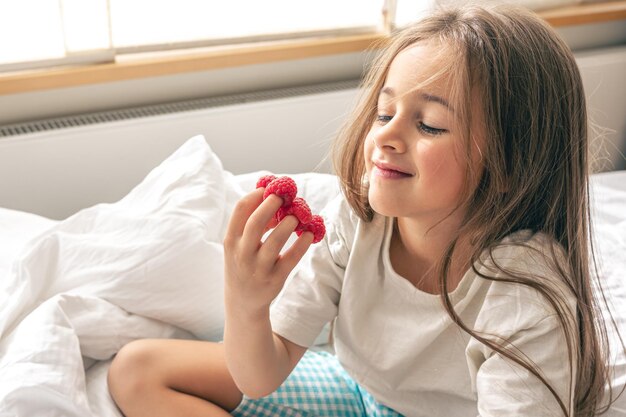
[230,350,403,417]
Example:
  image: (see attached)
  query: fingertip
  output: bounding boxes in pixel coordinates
[251,187,265,200]
[296,230,315,247]
[267,193,279,202]
[264,193,284,208]
[226,188,266,237]
[281,214,300,230]
[292,233,314,263]
[238,188,264,208]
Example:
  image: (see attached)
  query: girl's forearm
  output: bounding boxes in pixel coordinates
[223,303,292,399]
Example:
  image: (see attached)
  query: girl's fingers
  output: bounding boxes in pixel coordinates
[259,215,300,262]
[240,194,283,251]
[225,189,265,240]
[274,231,314,278]
[225,188,314,281]
[263,217,279,234]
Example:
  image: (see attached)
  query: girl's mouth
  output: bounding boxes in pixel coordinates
[372,162,413,179]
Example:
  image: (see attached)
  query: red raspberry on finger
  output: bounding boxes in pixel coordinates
[276,197,312,224]
[256,174,277,189]
[296,214,326,244]
[263,176,297,207]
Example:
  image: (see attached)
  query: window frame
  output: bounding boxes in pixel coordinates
[0,0,624,96]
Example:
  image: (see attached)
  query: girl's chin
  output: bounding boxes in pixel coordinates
[368,196,403,218]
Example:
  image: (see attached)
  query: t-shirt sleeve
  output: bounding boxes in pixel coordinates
[471,314,575,416]
[466,236,577,416]
[269,195,352,348]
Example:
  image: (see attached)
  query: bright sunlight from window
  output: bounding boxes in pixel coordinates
[0,1,66,64]
[0,0,110,71]
[0,0,386,71]
[110,0,384,50]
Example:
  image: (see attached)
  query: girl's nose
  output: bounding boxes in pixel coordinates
[373,117,407,153]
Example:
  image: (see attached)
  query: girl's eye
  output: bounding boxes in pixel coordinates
[376,115,393,124]
[419,122,447,136]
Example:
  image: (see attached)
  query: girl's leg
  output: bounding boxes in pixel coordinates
[107,338,242,417]
[232,350,366,417]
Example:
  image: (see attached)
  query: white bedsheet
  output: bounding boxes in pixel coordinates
[590,171,626,414]
[0,135,623,416]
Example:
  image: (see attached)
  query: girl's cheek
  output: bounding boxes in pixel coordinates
[416,141,450,178]
[416,141,466,196]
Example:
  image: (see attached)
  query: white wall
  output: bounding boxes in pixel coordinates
[577,44,626,172]
[0,88,360,219]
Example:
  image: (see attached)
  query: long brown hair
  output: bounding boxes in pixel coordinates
[333,5,618,416]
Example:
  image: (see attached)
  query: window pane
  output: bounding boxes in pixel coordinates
[62,0,111,52]
[394,0,434,28]
[109,0,385,49]
[0,0,65,65]
[0,0,111,70]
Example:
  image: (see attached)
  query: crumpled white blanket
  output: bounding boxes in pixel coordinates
[0,135,340,417]
[0,135,241,416]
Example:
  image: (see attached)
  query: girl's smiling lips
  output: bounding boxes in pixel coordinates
[372,160,414,179]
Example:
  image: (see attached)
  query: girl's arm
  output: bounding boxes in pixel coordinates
[222,188,312,398]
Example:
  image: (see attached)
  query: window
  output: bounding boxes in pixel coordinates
[0,0,598,75]
[0,0,112,72]
[0,0,387,72]
[110,1,384,52]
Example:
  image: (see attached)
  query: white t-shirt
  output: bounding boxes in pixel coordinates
[270,195,577,417]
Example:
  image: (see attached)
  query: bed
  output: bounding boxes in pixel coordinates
[0,135,625,416]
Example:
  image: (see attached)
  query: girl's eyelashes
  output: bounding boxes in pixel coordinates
[419,122,447,136]
[376,114,393,124]
[375,114,448,136]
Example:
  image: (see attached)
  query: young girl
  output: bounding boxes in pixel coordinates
[108,4,617,417]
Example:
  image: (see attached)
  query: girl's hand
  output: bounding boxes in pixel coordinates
[223,188,314,318]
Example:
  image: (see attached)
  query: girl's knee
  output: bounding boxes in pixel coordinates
[107,339,162,404]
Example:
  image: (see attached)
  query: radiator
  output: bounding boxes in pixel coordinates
[0,80,360,219]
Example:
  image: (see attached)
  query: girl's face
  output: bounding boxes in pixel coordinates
[364,42,485,224]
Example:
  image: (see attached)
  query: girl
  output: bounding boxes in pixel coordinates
[108,4,618,417]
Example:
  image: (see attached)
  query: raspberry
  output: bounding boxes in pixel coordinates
[263,176,297,207]
[276,197,312,224]
[256,174,277,189]
[255,175,325,245]
[296,215,326,244]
